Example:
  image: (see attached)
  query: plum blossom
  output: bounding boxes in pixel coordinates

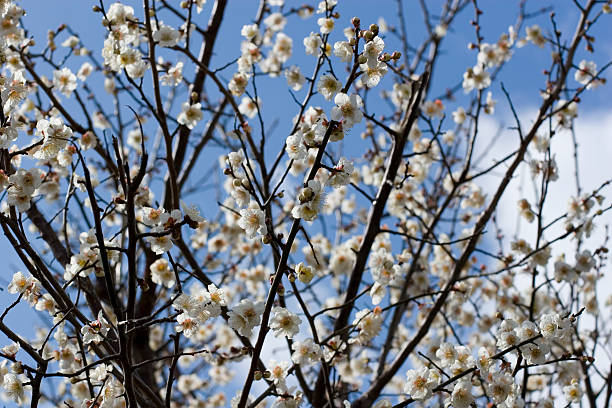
[150,258,175,288]
[331,93,363,128]
[238,96,261,119]
[153,23,180,47]
[161,61,184,86]
[295,262,314,284]
[317,17,334,34]
[228,299,265,337]
[525,24,546,47]
[450,379,474,408]
[404,367,440,400]
[238,206,267,239]
[53,68,77,97]
[285,133,307,161]
[574,60,602,89]
[317,74,342,101]
[284,65,305,91]
[176,313,199,338]
[327,158,354,188]
[539,313,570,340]
[229,72,250,96]
[360,60,388,87]
[333,40,353,62]
[3,374,28,405]
[177,102,203,129]
[264,12,286,32]
[304,32,322,56]
[462,64,491,92]
[291,338,321,366]
[146,228,174,254]
[81,310,110,345]
[363,36,384,67]
[270,307,301,339]
[292,180,324,221]
[34,117,73,160]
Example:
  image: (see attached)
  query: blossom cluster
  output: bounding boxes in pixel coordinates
[0,0,609,407]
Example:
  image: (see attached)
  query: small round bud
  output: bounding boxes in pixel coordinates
[357,54,368,64]
[263,370,271,379]
[364,30,374,42]
[351,17,360,27]
[191,92,198,102]
[369,24,379,35]
[180,0,189,8]
[254,371,263,381]
[92,5,102,12]
[391,51,401,60]
[262,235,271,245]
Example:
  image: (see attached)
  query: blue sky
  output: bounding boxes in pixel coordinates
[1,0,611,406]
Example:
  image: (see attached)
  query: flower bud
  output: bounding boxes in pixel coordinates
[254,371,263,381]
[380,52,391,62]
[357,54,368,64]
[351,17,360,28]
